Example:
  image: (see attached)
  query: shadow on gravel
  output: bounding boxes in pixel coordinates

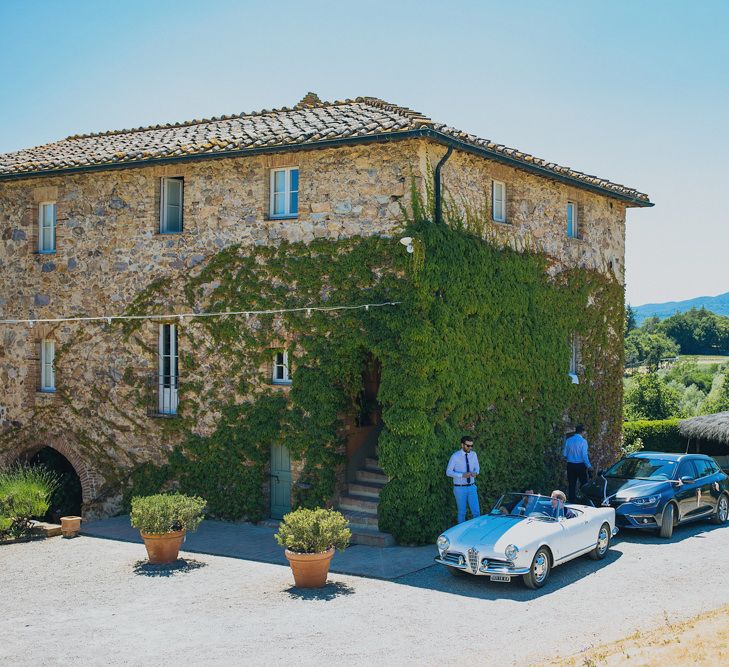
[285,581,355,601]
[132,558,207,577]
[396,548,624,601]
[615,518,728,546]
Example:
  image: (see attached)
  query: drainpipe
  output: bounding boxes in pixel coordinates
[434,146,453,224]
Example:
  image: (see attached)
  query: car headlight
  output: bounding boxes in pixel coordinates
[632,495,660,506]
[505,544,519,561]
[437,535,450,553]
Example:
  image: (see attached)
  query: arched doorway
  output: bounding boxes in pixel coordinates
[2,439,101,517]
[28,447,83,522]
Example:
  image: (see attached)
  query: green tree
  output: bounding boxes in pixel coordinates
[642,316,661,334]
[703,372,729,414]
[667,381,706,417]
[624,329,680,368]
[624,371,681,420]
[625,304,637,334]
[658,307,729,354]
[664,359,718,393]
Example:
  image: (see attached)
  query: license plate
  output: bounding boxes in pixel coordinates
[490,574,511,583]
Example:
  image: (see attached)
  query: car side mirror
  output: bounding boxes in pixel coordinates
[680,476,695,484]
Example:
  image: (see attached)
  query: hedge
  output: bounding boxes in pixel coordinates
[623,419,686,453]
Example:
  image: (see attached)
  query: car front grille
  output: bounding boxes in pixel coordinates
[443,551,465,565]
[467,547,479,573]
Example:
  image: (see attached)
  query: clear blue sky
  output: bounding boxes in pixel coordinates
[2,0,727,306]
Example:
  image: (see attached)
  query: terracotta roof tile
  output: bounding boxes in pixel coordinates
[0,96,651,204]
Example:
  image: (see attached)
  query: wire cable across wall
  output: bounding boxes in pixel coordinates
[0,301,403,327]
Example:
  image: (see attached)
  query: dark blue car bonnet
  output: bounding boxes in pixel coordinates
[582,477,672,505]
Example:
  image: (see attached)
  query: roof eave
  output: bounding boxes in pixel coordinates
[0,128,652,206]
[423,129,653,208]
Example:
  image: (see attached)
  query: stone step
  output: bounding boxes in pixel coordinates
[342,509,380,529]
[29,521,62,537]
[355,468,388,485]
[338,494,379,513]
[364,457,384,473]
[350,526,396,547]
[347,481,385,498]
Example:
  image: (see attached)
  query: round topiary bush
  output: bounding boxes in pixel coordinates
[274,507,350,554]
[130,493,206,535]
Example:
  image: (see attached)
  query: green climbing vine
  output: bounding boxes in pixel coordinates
[120,233,408,522]
[1,183,623,544]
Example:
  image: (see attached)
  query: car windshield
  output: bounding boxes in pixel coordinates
[605,457,677,481]
[490,493,563,522]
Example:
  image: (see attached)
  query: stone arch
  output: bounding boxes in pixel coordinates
[1,437,102,507]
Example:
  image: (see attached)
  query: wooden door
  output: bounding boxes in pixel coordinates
[270,444,292,520]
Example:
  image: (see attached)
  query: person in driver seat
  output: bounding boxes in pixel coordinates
[515,489,536,515]
[549,490,576,519]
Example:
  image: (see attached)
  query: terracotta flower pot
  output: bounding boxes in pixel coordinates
[60,516,82,538]
[284,547,335,588]
[140,529,186,564]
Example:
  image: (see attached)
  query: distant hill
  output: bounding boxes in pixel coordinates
[633,291,729,324]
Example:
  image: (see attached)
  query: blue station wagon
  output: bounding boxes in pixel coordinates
[580,452,729,538]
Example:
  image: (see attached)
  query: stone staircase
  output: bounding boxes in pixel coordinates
[339,456,395,547]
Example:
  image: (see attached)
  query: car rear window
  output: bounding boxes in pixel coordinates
[677,460,699,480]
[694,459,717,478]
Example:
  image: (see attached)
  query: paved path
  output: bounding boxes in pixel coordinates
[3,519,729,666]
[81,515,434,580]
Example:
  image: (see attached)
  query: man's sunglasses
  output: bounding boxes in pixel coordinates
[464,444,473,448]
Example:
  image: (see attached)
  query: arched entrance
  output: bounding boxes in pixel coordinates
[2,439,102,516]
[28,447,83,522]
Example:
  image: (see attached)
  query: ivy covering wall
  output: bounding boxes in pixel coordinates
[119,196,624,544]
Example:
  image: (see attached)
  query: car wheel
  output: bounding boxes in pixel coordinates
[448,566,467,577]
[522,547,551,589]
[659,502,675,539]
[589,523,611,560]
[712,494,729,525]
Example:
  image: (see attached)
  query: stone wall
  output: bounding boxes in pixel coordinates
[0,140,418,514]
[419,141,627,283]
[0,137,628,517]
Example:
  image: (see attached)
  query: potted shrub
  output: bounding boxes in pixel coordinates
[130,493,206,564]
[274,507,350,588]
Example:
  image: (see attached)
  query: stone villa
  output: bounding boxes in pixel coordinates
[0,93,651,544]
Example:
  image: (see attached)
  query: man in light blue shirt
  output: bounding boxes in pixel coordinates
[563,424,592,503]
[446,436,480,523]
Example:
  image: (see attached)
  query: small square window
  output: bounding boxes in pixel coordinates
[38,202,56,253]
[160,178,183,233]
[40,339,55,391]
[566,202,578,239]
[272,351,291,385]
[270,168,299,218]
[492,181,506,223]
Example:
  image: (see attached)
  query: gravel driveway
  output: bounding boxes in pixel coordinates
[3,519,728,666]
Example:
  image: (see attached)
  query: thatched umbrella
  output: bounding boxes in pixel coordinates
[679,412,729,446]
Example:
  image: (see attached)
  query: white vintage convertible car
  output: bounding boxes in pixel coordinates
[435,492,617,588]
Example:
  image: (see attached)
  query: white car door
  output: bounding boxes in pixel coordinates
[558,508,596,557]
[530,519,568,560]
